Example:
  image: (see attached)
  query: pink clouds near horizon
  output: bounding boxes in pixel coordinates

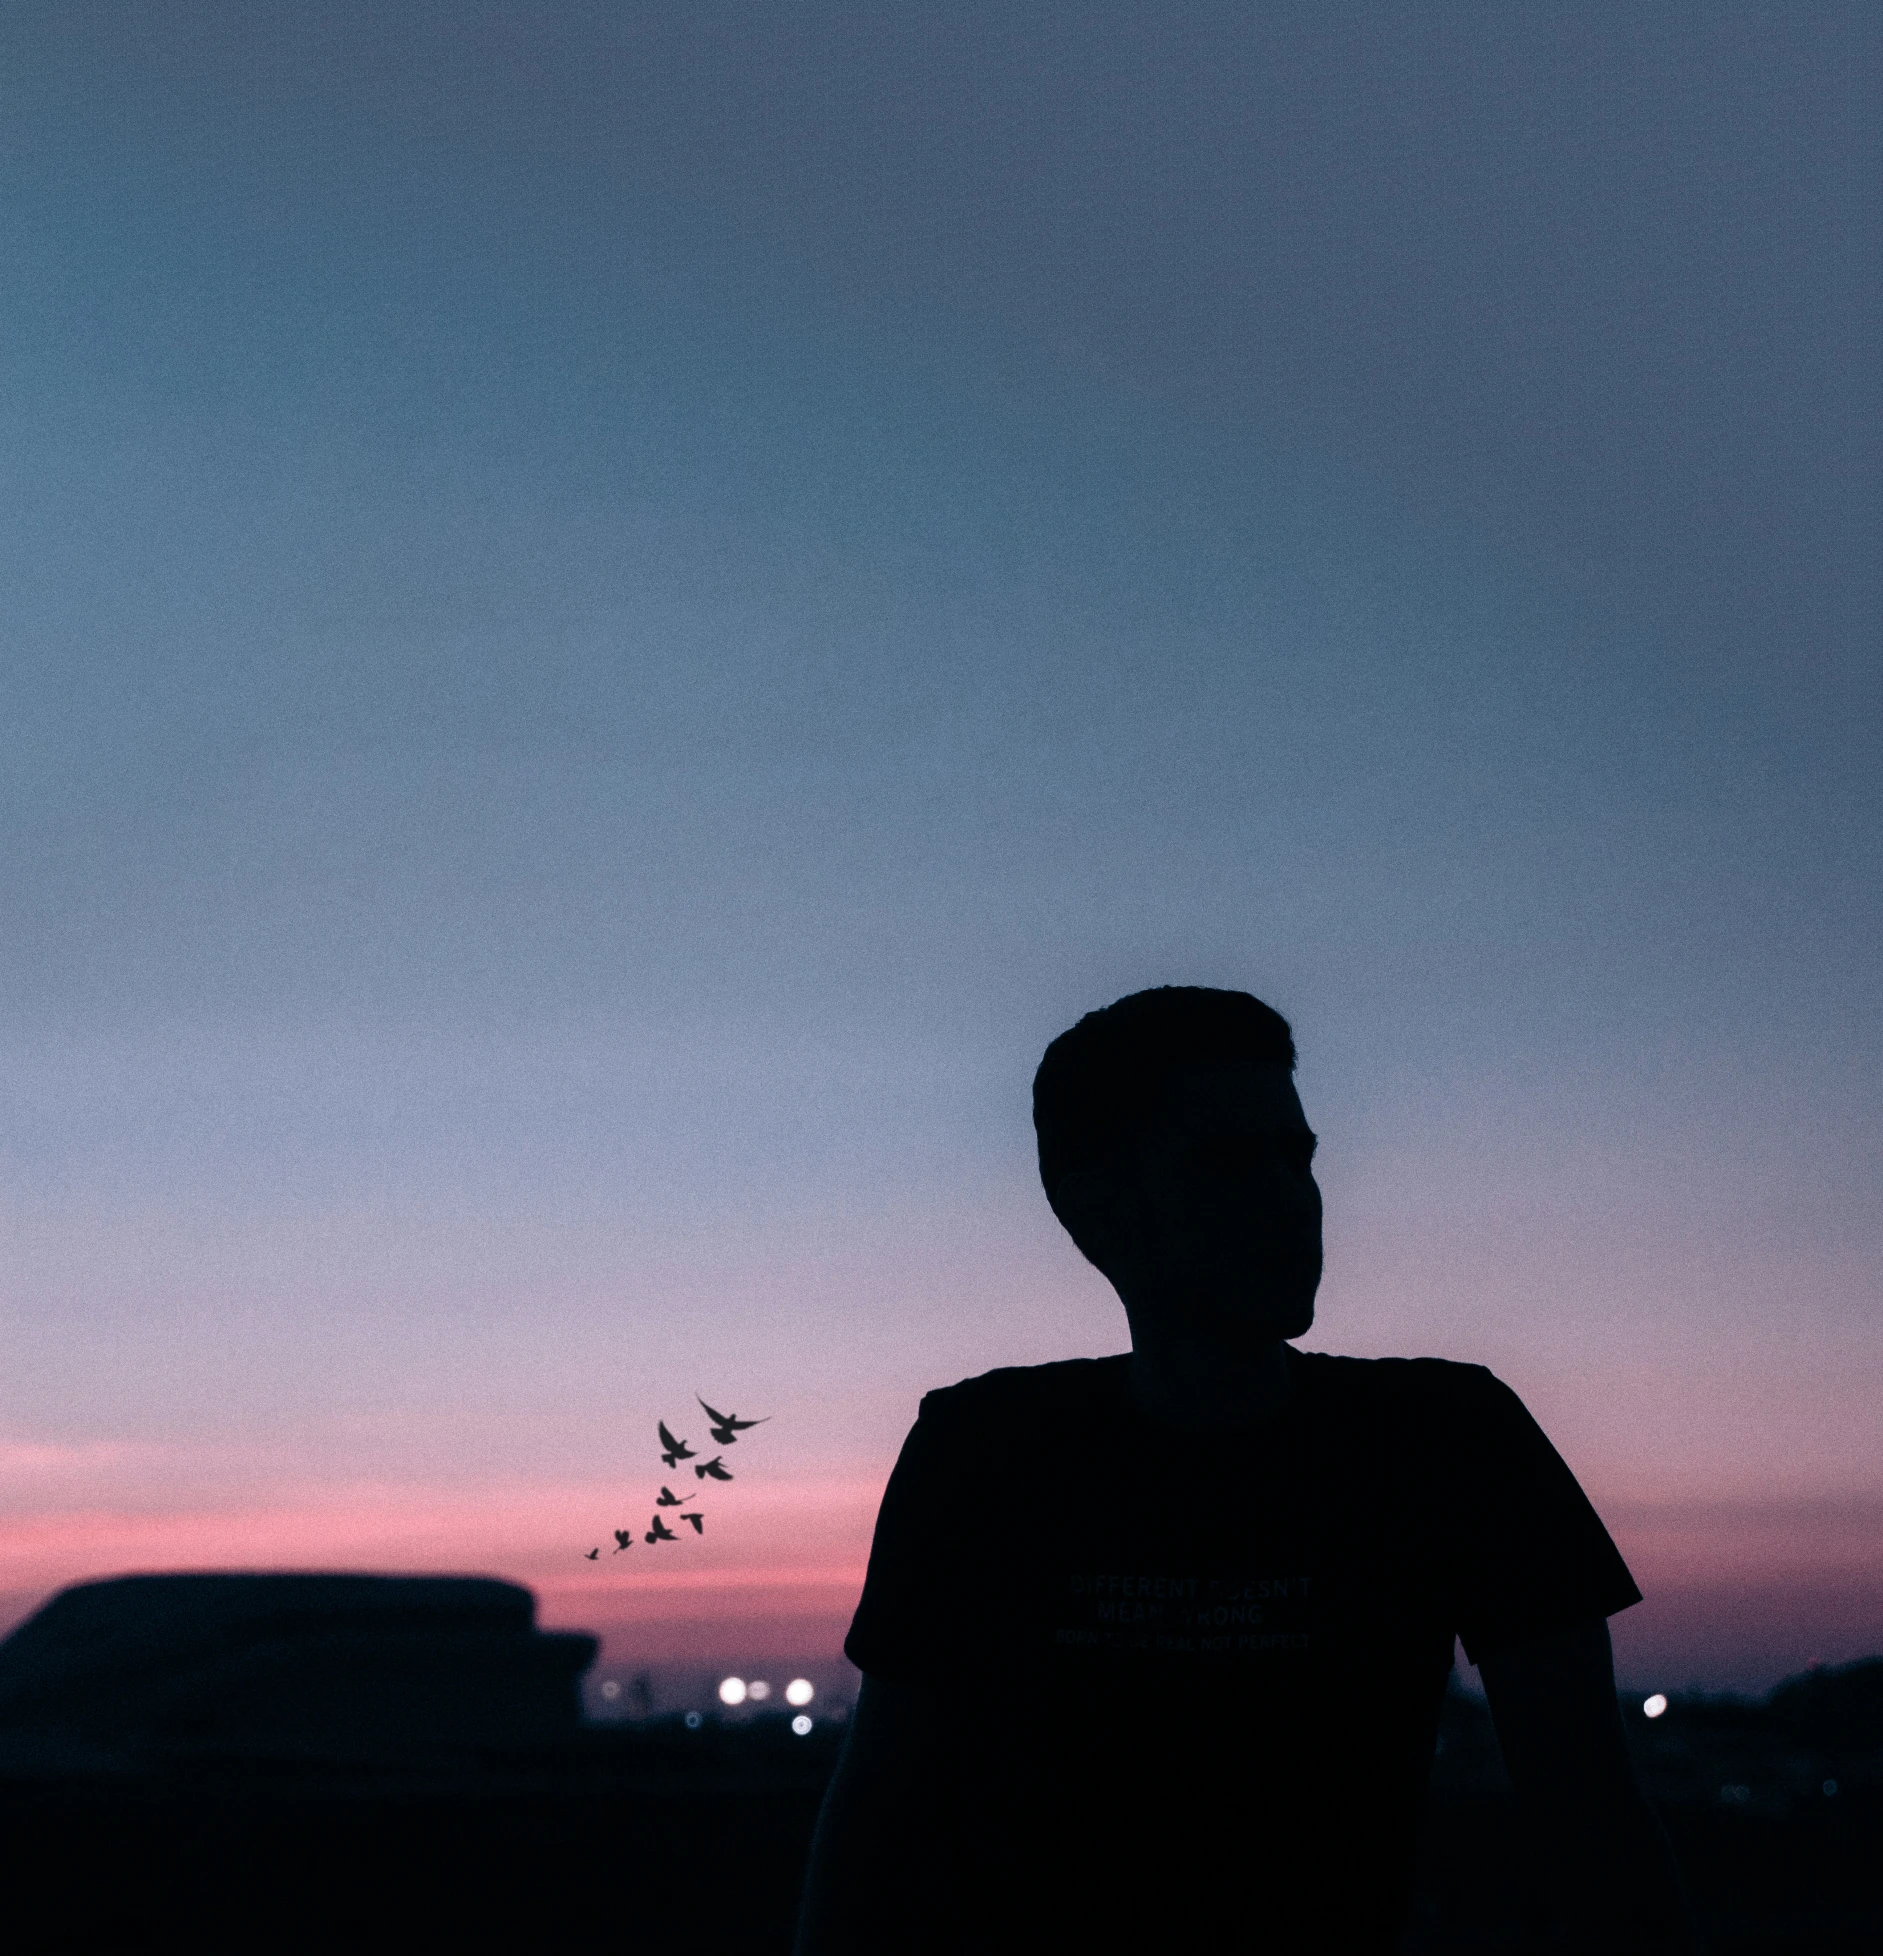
[0,1468,878,1666]
[2,1459,1878,1690]
[1598,1494,1883,1691]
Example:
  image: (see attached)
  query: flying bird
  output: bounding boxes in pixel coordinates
[694,1457,734,1482]
[683,1512,704,1535]
[613,1529,634,1554]
[697,1397,769,1446]
[645,1516,679,1543]
[654,1485,694,1507]
[584,1547,600,1560]
[658,1421,696,1468]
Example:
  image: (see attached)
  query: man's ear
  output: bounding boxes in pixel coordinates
[1051,1167,1126,1278]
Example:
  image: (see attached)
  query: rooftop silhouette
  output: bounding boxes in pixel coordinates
[0,1573,595,1770]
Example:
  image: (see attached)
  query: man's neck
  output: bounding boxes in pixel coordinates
[1124,1323,1292,1433]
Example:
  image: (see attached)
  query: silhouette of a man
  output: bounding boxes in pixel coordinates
[797,988,1693,1953]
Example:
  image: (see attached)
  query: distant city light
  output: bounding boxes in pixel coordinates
[718,1676,747,1706]
[1642,1694,1668,1719]
[599,1680,620,1701]
[791,1714,813,1736]
[747,1679,771,1701]
[785,1678,815,1707]
[684,1711,702,1729]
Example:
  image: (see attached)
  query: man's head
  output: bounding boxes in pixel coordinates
[1033,987,1321,1347]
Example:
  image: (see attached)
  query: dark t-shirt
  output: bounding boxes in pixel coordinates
[845,1347,1640,1952]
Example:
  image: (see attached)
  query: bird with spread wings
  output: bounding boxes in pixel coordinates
[697,1396,769,1447]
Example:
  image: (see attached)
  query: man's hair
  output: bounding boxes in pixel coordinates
[1032,986,1296,1229]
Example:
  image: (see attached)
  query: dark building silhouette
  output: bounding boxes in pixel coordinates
[0,1572,595,1770]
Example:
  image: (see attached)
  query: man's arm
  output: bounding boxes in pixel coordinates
[794,1674,958,1956]
[1478,1621,1699,1953]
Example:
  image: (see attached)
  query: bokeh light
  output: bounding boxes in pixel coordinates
[747,1679,771,1701]
[785,1678,815,1707]
[791,1714,813,1736]
[1642,1693,1668,1719]
[718,1676,747,1706]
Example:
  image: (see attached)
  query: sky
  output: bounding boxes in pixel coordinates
[1,2,1878,1695]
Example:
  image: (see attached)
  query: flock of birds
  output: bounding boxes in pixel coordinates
[584,1396,767,1561]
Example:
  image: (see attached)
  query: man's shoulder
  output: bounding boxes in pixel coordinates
[919,1352,1505,1409]
[906,1350,1516,1444]
[1294,1349,1507,1412]
[918,1354,1130,1425]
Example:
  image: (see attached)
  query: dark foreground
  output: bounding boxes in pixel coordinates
[1,1677,1877,1954]
[1411,1666,1882,1954]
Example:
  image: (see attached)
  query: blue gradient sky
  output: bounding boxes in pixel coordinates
[2,4,1878,1688]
